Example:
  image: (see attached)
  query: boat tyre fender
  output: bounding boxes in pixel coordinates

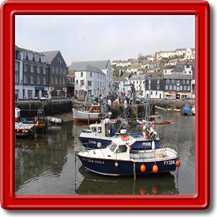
[119,106,123,112]
[126,111,130,117]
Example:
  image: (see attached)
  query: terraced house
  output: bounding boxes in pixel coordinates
[42,50,68,99]
[15,45,49,100]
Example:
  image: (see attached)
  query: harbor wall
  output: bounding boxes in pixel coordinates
[16,100,73,118]
[15,99,195,119]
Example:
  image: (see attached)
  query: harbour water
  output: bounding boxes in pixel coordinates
[15,113,195,195]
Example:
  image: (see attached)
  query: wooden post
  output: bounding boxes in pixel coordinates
[134,162,136,181]
[88,113,90,125]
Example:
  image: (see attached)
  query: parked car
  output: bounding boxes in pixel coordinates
[40,95,50,101]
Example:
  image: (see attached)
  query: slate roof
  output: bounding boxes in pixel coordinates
[69,60,110,71]
[129,75,146,80]
[75,64,104,74]
[163,74,192,79]
[42,50,60,64]
[121,72,131,78]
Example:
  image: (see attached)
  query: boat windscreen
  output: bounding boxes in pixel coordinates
[109,143,117,152]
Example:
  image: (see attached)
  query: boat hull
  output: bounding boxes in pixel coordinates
[72,108,99,123]
[79,136,160,150]
[77,155,178,176]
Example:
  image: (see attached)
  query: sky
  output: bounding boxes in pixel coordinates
[15,15,195,66]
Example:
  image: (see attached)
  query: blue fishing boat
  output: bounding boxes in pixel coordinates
[183,106,191,115]
[78,119,160,150]
[76,137,180,176]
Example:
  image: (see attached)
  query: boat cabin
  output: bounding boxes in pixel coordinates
[82,119,117,137]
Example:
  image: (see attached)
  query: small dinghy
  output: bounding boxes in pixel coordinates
[46,116,63,125]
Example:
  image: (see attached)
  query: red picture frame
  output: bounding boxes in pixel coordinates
[0,0,210,210]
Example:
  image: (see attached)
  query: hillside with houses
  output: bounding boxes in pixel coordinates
[15,45,195,101]
[111,47,195,100]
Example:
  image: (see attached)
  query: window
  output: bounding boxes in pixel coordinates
[173,86,176,90]
[31,76,34,84]
[51,66,54,73]
[187,86,190,91]
[184,86,186,91]
[157,79,160,84]
[155,91,157,95]
[88,81,92,86]
[157,84,160,89]
[177,86,180,91]
[165,70,167,73]
[166,79,169,83]
[57,58,62,65]
[90,72,92,77]
[59,68,62,74]
[35,54,39,61]
[116,145,127,153]
[187,80,189,84]
[63,79,65,85]
[55,67,58,74]
[81,72,83,77]
[92,127,97,132]
[41,56,45,62]
[165,85,168,90]
[80,80,84,86]
[43,77,46,85]
[189,71,192,74]
[76,80,78,84]
[149,79,151,84]
[180,86,183,91]
[43,68,46,74]
[23,75,27,83]
[169,85,172,90]
[23,52,26,59]
[55,78,58,84]
[63,68,66,75]
[51,77,54,85]
[24,64,27,71]
[15,74,18,83]
[59,78,62,85]
[183,80,185,84]
[37,66,40,73]
[28,53,33,60]
[98,127,102,133]
[37,76,40,84]
[172,79,175,83]
[15,62,18,70]
[177,80,180,85]
[31,65,33,72]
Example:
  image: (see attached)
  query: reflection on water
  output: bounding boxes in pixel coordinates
[15,113,195,195]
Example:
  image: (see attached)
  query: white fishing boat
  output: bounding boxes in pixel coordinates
[76,137,180,176]
[72,108,100,123]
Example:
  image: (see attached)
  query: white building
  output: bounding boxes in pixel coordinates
[128,75,146,97]
[185,47,195,59]
[69,60,113,96]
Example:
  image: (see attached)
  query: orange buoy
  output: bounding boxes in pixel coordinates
[175,160,181,167]
[142,121,144,126]
[115,162,118,167]
[140,164,146,172]
[121,136,129,141]
[129,146,132,150]
[55,123,57,126]
[140,187,146,195]
[152,186,158,194]
[153,165,158,173]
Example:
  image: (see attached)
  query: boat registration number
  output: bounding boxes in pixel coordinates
[164,160,176,165]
